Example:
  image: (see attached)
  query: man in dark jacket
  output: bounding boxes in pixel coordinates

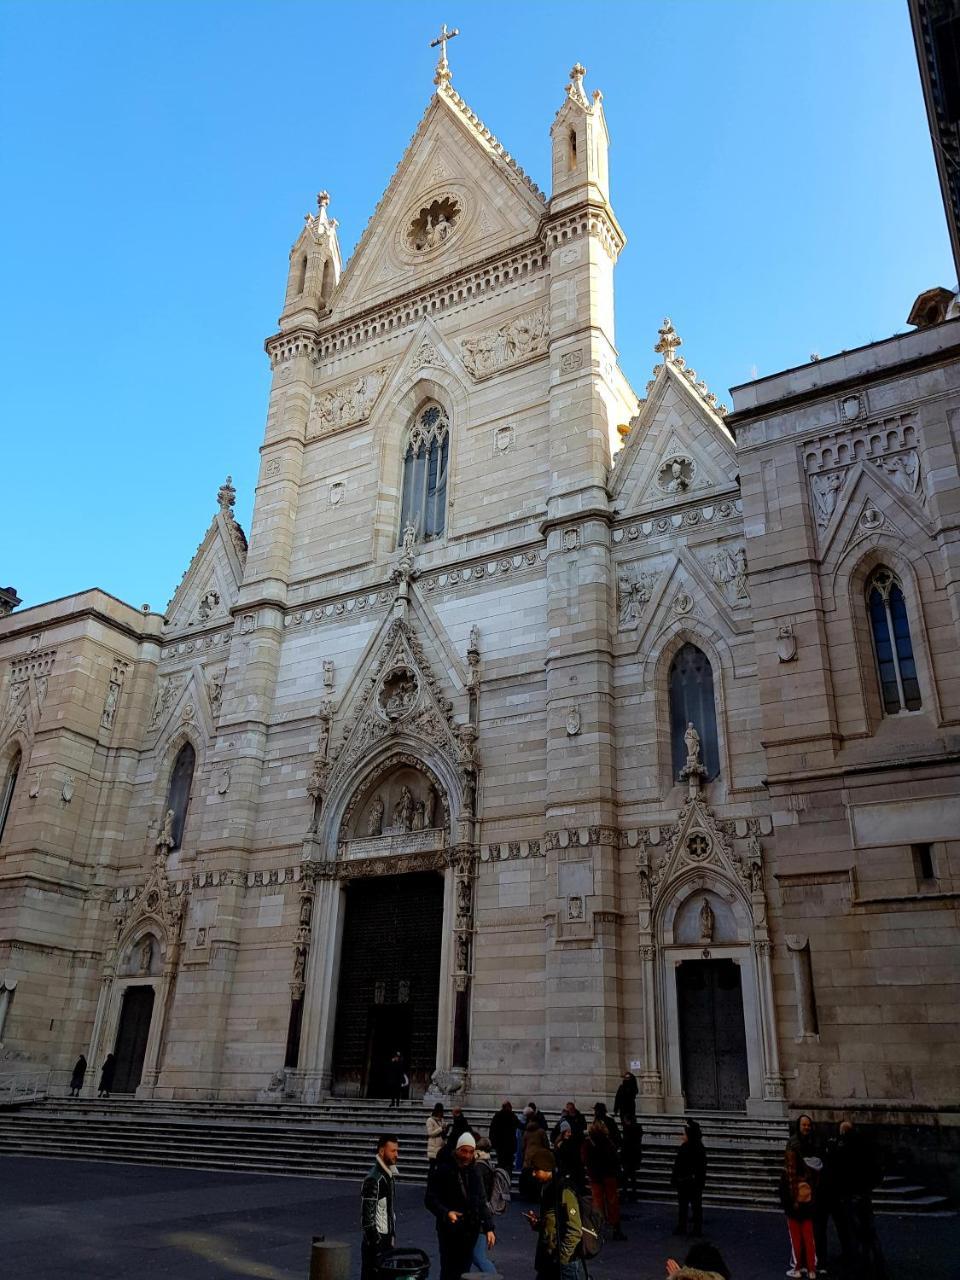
[825,1119,883,1267]
[489,1099,521,1172]
[425,1132,496,1280]
[524,1149,586,1280]
[613,1071,639,1124]
[551,1101,586,1145]
[671,1121,707,1236]
[621,1115,644,1202]
[360,1133,399,1280]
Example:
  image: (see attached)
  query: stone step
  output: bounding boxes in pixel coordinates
[0,1101,949,1215]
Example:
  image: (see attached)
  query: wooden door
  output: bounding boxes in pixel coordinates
[112,985,155,1094]
[676,959,749,1111]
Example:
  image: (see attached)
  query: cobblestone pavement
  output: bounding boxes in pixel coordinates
[0,1156,954,1279]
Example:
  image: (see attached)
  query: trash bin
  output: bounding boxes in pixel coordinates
[376,1246,430,1280]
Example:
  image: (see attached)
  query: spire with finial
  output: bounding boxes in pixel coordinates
[430,22,460,87]
[567,62,589,107]
[655,318,682,363]
[217,475,236,514]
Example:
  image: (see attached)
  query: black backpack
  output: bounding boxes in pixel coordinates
[560,1186,605,1260]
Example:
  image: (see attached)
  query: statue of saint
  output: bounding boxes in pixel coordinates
[366,795,384,837]
[424,787,436,829]
[413,799,425,831]
[699,897,715,943]
[684,722,702,770]
[156,808,176,852]
[393,785,414,833]
[138,937,153,974]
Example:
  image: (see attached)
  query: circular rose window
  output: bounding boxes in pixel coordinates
[407,195,461,252]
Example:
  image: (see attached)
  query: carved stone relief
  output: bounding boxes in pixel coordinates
[657,456,696,495]
[309,366,389,434]
[617,563,657,628]
[460,305,548,379]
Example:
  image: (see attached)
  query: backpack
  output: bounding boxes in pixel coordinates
[561,1187,605,1260]
[488,1166,512,1215]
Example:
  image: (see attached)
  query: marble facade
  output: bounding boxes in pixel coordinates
[0,55,957,1166]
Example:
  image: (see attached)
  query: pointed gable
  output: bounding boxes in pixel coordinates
[164,477,247,633]
[611,320,736,517]
[332,83,546,319]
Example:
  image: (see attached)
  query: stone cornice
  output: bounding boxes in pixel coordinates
[543,201,625,262]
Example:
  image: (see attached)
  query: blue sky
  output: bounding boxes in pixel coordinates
[0,0,951,612]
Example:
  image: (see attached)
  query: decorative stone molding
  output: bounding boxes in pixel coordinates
[707,545,749,604]
[544,827,619,851]
[480,840,543,861]
[159,629,232,663]
[308,365,389,435]
[612,499,742,544]
[459,305,548,379]
[802,412,924,528]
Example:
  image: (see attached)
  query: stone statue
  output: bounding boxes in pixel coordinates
[367,795,384,837]
[811,471,844,526]
[156,808,176,852]
[456,933,469,972]
[699,897,715,943]
[292,946,307,984]
[684,723,701,770]
[315,717,329,762]
[413,799,425,831]
[456,877,472,917]
[138,937,153,974]
[462,771,476,817]
[299,895,313,928]
[401,523,417,555]
[424,787,436,828]
[393,785,414,832]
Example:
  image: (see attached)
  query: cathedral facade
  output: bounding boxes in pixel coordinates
[1,55,958,1165]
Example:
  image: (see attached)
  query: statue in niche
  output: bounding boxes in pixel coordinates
[299,895,313,928]
[367,795,385,837]
[393,785,414,833]
[733,547,749,599]
[684,723,702,771]
[156,808,176,853]
[698,898,715,943]
[456,877,472,918]
[456,933,470,972]
[292,945,307,984]
[138,937,154,974]
[462,770,477,817]
[413,799,425,831]
[424,787,436,829]
[381,669,418,720]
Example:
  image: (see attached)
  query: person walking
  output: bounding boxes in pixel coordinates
[97,1053,116,1098]
[593,1102,621,1151]
[360,1133,399,1280]
[613,1071,639,1124]
[425,1132,496,1280]
[826,1119,884,1274]
[783,1113,825,1275]
[582,1119,626,1241]
[489,1099,521,1173]
[426,1102,447,1171]
[621,1115,644,1203]
[551,1101,586,1145]
[446,1104,473,1149]
[523,1117,552,1169]
[470,1139,499,1274]
[671,1121,707,1237]
[553,1120,587,1195]
[69,1055,87,1097]
[524,1148,587,1280]
[387,1050,406,1108]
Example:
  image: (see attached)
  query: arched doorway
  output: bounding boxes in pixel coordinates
[676,957,749,1110]
[331,871,445,1097]
[112,986,155,1094]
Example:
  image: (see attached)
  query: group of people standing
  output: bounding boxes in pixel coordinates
[780,1115,884,1278]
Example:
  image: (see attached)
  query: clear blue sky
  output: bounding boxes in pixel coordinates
[0,0,951,612]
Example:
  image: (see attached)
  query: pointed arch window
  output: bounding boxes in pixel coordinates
[399,402,450,544]
[0,750,21,846]
[867,567,921,714]
[165,742,196,851]
[668,644,720,782]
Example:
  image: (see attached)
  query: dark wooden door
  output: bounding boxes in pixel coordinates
[112,986,154,1094]
[676,959,749,1111]
[332,872,443,1097]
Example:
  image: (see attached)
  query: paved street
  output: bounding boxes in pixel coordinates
[0,1155,955,1279]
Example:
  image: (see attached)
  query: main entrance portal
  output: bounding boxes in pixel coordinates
[331,871,444,1098]
[676,958,749,1111]
[112,985,155,1094]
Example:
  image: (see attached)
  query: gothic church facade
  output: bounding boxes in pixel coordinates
[1,56,958,1160]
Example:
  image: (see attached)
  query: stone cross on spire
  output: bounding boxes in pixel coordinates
[430,22,460,86]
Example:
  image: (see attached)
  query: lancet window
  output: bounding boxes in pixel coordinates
[668,644,720,782]
[399,402,450,544]
[867,567,921,714]
[165,742,196,851]
[0,750,21,846]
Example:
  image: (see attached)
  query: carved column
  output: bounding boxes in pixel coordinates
[284,863,317,1069]
[451,847,476,1074]
[636,845,663,1105]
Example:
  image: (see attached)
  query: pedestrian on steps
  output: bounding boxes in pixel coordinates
[426,1102,448,1171]
[97,1053,115,1098]
[489,1098,521,1173]
[360,1133,399,1280]
[671,1121,707,1237]
[781,1113,823,1277]
[387,1050,406,1108]
[614,1070,639,1124]
[621,1115,644,1202]
[69,1055,86,1097]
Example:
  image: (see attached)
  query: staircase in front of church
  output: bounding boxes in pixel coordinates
[0,1098,951,1215]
